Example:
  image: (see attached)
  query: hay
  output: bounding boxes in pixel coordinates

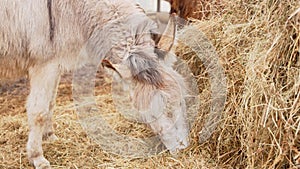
[175,0,300,168]
[0,72,216,168]
[0,0,299,168]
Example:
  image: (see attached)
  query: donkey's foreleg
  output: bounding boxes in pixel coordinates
[42,74,60,142]
[26,62,60,169]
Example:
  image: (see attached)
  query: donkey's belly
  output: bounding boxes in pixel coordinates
[0,57,34,83]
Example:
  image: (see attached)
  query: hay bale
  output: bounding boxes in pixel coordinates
[175,0,300,168]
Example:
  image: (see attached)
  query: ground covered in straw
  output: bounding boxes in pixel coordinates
[0,0,299,168]
[0,73,216,169]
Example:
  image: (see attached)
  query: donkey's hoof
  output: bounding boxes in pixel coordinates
[46,134,58,142]
[43,133,58,142]
[33,156,51,169]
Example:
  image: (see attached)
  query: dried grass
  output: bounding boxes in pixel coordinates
[0,73,216,168]
[0,0,299,168]
[175,0,300,168]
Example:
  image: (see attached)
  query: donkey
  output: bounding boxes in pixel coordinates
[0,0,188,168]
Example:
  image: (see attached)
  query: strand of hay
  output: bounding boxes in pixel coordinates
[176,0,300,168]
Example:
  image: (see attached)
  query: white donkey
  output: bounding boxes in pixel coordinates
[0,0,188,168]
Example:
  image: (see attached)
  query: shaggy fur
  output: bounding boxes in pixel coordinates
[0,0,188,168]
[127,50,164,87]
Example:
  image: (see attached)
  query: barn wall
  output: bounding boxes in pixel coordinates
[135,0,170,12]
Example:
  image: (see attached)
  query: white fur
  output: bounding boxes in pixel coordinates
[1,0,188,168]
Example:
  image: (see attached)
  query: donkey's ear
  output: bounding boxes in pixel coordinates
[157,13,176,52]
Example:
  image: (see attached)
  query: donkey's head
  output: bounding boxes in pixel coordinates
[130,14,189,152]
[107,14,189,153]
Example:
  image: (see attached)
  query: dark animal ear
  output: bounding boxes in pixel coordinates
[157,13,176,52]
[101,59,122,78]
[127,52,164,87]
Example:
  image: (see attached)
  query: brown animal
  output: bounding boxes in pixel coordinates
[0,0,188,168]
[165,0,222,20]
